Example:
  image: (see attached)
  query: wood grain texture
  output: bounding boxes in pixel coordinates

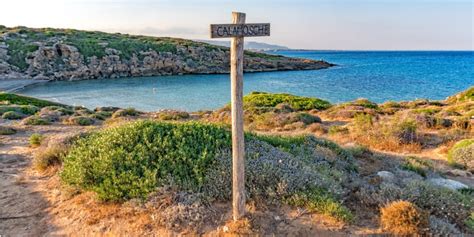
[231,11,246,221]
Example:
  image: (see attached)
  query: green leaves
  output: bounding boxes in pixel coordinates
[61,121,231,201]
[243,92,331,111]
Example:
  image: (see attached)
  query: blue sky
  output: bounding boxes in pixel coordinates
[1,0,472,50]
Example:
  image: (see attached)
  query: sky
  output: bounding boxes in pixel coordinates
[1,0,472,50]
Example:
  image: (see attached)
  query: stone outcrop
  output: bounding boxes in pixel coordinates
[0,31,334,81]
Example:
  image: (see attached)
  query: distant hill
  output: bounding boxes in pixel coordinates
[0,26,332,81]
[198,40,290,51]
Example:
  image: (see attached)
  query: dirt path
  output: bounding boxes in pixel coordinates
[0,128,54,236]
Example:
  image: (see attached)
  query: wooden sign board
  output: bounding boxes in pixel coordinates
[210,23,270,38]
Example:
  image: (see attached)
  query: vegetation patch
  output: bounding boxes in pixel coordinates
[401,156,432,177]
[0,93,65,108]
[2,111,25,120]
[447,139,474,170]
[0,105,39,115]
[29,133,44,147]
[286,187,353,222]
[111,108,139,118]
[65,116,95,126]
[243,92,331,111]
[34,142,69,171]
[61,121,231,201]
[22,116,51,125]
[0,126,16,135]
[380,200,428,236]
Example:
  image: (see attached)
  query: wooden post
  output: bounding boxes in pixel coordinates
[230,11,246,221]
[210,12,270,222]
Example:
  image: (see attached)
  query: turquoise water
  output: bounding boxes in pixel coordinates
[19,51,474,112]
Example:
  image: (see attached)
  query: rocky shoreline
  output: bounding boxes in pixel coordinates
[0,27,334,82]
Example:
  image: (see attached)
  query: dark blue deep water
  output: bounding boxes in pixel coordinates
[19,51,474,111]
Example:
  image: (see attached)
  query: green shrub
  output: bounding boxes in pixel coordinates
[352,98,379,109]
[29,133,44,147]
[90,111,112,120]
[0,105,38,115]
[204,137,355,221]
[346,145,370,157]
[42,106,74,115]
[251,134,354,165]
[0,126,16,135]
[65,116,95,126]
[0,93,64,107]
[111,108,139,118]
[357,180,473,229]
[243,92,331,111]
[352,113,373,135]
[328,125,349,135]
[2,111,25,120]
[466,213,474,232]
[158,111,190,120]
[393,119,418,144]
[447,86,474,103]
[286,187,353,222]
[61,121,231,201]
[296,112,321,125]
[22,116,51,125]
[401,156,432,177]
[448,139,474,170]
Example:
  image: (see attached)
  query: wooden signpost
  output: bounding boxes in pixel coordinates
[210,12,270,221]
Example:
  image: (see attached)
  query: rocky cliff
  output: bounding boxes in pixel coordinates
[0,26,333,81]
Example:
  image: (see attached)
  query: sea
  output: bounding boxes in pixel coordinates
[18,51,474,112]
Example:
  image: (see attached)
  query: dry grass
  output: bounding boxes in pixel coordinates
[33,143,69,171]
[380,200,428,236]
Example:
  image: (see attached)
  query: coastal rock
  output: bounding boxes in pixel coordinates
[377,171,396,183]
[0,28,334,81]
[427,178,468,190]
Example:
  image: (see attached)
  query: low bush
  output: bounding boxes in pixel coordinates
[296,112,321,125]
[65,116,95,126]
[111,107,139,118]
[466,213,474,232]
[401,156,432,177]
[380,200,428,236]
[352,113,373,135]
[358,180,473,228]
[2,111,25,120]
[157,110,190,120]
[61,121,231,201]
[90,111,112,120]
[446,86,474,103]
[0,126,16,135]
[352,98,379,109]
[204,137,355,221]
[0,93,64,108]
[447,139,474,170]
[22,116,51,125]
[61,121,355,221]
[29,133,44,147]
[429,216,461,236]
[286,187,353,222]
[243,92,331,111]
[393,119,418,144]
[34,143,69,171]
[328,125,349,135]
[41,106,74,115]
[0,105,39,115]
